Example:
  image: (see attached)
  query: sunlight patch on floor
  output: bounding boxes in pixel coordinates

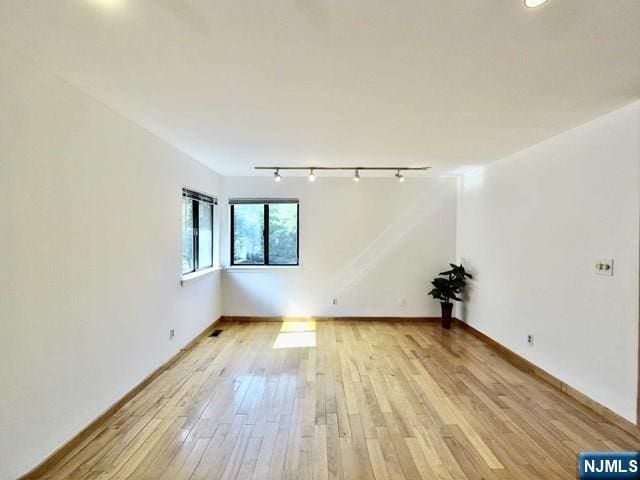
[273,320,316,349]
[273,331,316,349]
[279,320,316,332]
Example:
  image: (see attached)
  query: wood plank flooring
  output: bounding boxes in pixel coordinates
[35,320,640,479]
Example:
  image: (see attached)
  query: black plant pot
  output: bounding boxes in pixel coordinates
[440,302,453,329]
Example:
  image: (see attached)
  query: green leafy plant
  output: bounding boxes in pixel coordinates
[428,263,473,304]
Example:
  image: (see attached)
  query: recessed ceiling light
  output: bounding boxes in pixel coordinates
[524,0,550,8]
[89,0,125,10]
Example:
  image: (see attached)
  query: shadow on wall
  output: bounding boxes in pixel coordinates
[225,273,304,316]
[456,257,477,321]
[453,166,485,194]
[329,185,453,299]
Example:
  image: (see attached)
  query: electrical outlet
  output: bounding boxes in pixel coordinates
[527,334,534,346]
[169,329,175,340]
[332,298,338,305]
[397,298,406,307]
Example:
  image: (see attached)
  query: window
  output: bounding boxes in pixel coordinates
[182,188,217,274]
[230,199,299,266]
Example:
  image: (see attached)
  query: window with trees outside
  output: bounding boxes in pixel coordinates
[230,199,299,266]
[182,188,217,275]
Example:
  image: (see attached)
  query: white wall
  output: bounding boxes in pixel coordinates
[2,33,638,480]
[0,44,223,480]
[221,176,457,317]
[456,102,640,423]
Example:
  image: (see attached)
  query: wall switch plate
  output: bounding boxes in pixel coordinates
[527,334,534,346]
[595,259,614,276]
[169,329,175,340]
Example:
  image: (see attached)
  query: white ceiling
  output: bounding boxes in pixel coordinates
[1,0,639,176]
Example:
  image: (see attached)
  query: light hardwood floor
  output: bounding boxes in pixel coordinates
[35,320,640,479]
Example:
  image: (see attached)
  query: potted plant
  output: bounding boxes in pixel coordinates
[428,263,472,329]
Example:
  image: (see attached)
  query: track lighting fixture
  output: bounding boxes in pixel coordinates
[256,166,429,182]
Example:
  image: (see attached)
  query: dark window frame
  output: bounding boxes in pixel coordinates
[182,188,216,275]
[230,201,300,267]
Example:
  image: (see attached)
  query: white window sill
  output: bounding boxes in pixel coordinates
[224,265,302,273]
[181,266,222,286]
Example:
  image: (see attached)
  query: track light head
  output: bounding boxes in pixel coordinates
[353,169,360,182]
[395,169,405,182]
[308,168,316,182]
[274,169,282,182]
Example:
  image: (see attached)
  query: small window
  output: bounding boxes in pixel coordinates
[230,199,299,266]
[182,188,217,274]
